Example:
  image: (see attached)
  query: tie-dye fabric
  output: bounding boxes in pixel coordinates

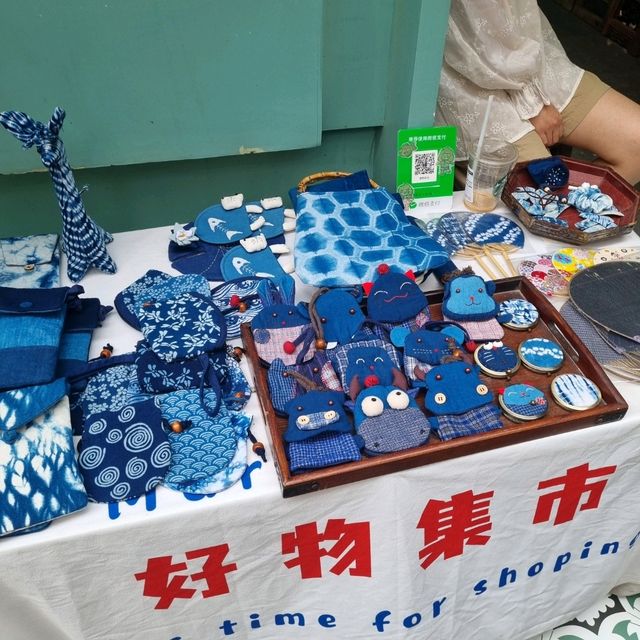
[0,234,60,289]
[0,396,87,536]
[294,187,449,286]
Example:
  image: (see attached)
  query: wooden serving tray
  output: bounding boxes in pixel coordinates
[502,156,639,245]
[241,277,628,497]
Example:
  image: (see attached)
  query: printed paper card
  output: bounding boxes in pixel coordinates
[396,126,457,216]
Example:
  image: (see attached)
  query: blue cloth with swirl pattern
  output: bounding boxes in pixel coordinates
[77,399,170,503]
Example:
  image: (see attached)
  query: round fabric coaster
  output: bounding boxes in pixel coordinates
[498,384,548,421]
[499,298,539,330]
[474,342,520,378]
[518,337,565,373]
[550,374,601,411]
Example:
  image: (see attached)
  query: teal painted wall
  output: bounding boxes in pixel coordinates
[0,0,450,236]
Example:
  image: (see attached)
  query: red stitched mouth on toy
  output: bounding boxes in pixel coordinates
[384,293,409,303]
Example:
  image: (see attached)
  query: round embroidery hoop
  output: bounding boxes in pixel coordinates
[518,337,565,373]
[473,343,520,379]
[498,383,548,422]
[498,298,539,331]
[550,373,601,411]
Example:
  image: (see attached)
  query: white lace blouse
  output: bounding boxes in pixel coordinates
[435,0,583,159]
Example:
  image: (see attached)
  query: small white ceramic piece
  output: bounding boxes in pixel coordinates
[283,219,296,232]
[283,208,296,219]
[249,216,265,231]
[221,194,244,210]
[245,204,263,214]
[261,196,283,210]
[240,234,268,253]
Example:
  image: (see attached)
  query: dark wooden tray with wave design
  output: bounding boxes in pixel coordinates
[241,277,628,497]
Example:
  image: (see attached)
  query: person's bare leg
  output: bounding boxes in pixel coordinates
[562,89,640,184]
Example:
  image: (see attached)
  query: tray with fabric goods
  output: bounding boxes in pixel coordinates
[241,276,627,497]
[502,156,639,245]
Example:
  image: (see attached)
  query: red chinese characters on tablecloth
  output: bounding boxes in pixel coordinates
[281,518,372,579]
[533,462,617,526]
[135,544,237,609]
[417,489,494,570]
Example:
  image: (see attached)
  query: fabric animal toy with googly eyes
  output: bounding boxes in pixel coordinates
[352,385,430,455]
[423,361,493,415]
[251,303,316,365]
[344,345,408,400]
[283,390,362,473]
[442,268,510,322]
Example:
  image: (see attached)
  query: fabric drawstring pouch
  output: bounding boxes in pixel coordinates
[294,173,449,286]
[306,286,366,347]
[159,388,251,494]
[114,269,173,329]
[0,284,83,391]
[352,386,430,455]
[138,291,227,363]
[0,233,60,289]
[268,352,342,415]
[77,399,170,503]
[0,396,88,536]
[136,349,222,395]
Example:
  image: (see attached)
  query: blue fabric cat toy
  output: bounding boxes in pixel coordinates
[344,345,408,400]
[352,386,430,455]
[363,264,430,331]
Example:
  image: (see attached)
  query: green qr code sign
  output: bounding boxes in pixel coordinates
[397,126,456,210]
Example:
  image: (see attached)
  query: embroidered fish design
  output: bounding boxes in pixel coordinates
[231,257,275,278]
[207,217,243,240]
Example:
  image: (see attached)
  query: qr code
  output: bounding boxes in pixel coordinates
[412,150,438,183]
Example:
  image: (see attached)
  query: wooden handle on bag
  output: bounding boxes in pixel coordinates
[297,171,379,193]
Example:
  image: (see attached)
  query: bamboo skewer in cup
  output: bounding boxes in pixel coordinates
[464,96,518,213]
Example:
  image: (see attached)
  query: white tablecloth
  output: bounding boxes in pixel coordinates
[2,195,640,640]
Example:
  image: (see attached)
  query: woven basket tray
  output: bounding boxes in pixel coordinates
[502,156,639,245]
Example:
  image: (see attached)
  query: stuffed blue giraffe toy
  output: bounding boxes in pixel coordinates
[0,108,117,282]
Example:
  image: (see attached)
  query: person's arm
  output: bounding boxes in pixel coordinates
[444,0,552,121]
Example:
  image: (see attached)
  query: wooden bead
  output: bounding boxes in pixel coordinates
[238,302,248,312]
[170,420,183,433]
[315,338,327,350]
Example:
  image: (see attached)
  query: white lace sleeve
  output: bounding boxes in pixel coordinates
[444,0,551,119]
